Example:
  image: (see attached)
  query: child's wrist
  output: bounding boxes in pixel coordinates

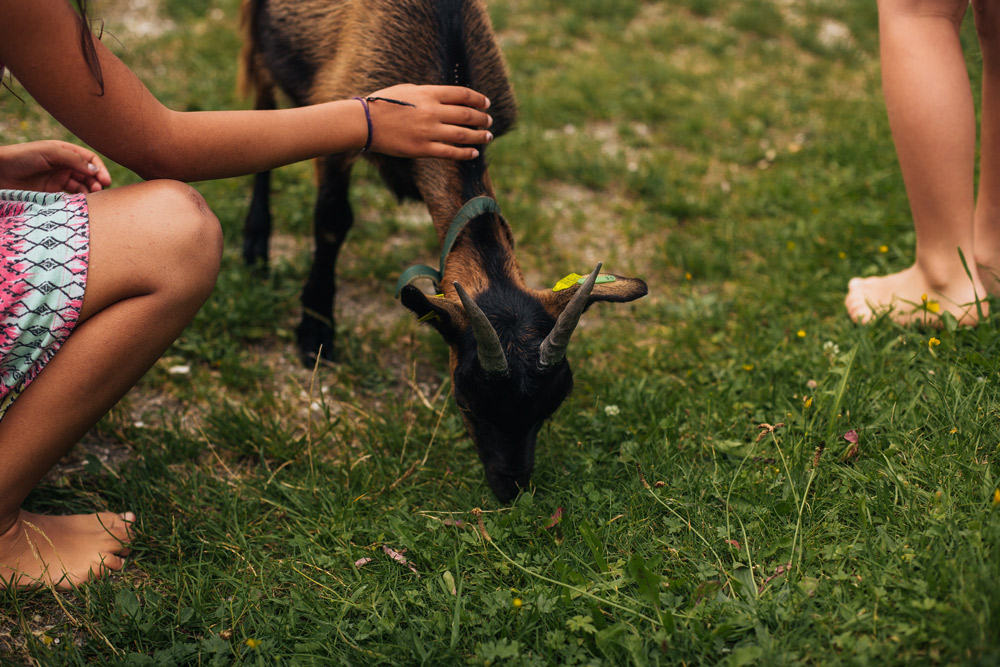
[353,97,373,152]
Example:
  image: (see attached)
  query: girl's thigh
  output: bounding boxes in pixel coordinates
[81,180,222,323]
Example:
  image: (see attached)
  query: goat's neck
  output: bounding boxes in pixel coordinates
[417,160,524,297]
[440,211,521,297]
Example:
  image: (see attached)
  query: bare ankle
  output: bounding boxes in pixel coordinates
[913,256,979,292]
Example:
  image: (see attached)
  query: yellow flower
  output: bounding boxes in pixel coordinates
[803,396,813,409]
[879,245,888,253]
[838,251,846,259]
[513,597,523,608]
[797,330,806,338]
[992,488,1000,508]
[742,364,754,372]
[928,337,941,349]
[246,638,261,650]
[927,301,940,313]
[684,272,692,281]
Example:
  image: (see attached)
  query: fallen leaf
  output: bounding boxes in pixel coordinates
[382,545,419,576]
[443,571,457,595]
[758,562,792,593]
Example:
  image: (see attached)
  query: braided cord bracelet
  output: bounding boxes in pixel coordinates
[353,96,416,153]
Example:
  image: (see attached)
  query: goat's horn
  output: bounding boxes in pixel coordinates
[538,262,602,368]
[454,282,509,377]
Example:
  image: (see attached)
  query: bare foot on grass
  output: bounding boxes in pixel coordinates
[845,264,987,326]
[0,510,134,590]
[978,264,1000,296]
[975,251,1000,297]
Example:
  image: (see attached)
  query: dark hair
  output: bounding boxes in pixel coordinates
[76,0,106,94]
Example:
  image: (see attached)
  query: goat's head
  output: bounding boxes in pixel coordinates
[401,264,647,502]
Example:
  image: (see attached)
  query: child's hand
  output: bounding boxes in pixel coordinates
[363,84,493,160]
[0,140,112,194]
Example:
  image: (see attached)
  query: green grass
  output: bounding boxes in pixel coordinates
[2,0,999,664]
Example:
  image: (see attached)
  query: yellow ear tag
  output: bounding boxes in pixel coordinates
[553,273,617,291]
[553,273,583,291]
[417,295,446,322]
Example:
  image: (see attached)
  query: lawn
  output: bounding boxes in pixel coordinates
[1,0,998,664]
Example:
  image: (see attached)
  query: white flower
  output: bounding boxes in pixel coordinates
[604,405,620,417]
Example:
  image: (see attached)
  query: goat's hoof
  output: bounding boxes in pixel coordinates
[298,346,336,369]
[296,316,336,368]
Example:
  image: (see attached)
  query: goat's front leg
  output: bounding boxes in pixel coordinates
[297,159,353,366]
[243,84,277,271]
[243,170,272,270]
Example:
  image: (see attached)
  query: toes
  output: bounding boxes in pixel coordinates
[97,512,135,554]
[851,307,873,324]
[97,554,125,573]
[844,288,872,323]
[845,301,872,324]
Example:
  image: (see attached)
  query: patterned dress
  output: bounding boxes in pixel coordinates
[0,189,89,420]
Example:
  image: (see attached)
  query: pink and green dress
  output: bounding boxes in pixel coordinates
[0,189,89,420]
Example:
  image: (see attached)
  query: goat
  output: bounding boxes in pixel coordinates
[239,0,648,501]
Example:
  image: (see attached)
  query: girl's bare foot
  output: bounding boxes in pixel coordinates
[0,510,134,590]
[845,264,987,326]
[978,261,1000,297]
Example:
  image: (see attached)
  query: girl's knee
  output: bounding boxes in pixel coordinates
[146,180,223,288]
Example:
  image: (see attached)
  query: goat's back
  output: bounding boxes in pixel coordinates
[240,0,516,136]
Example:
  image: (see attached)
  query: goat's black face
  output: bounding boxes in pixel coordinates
[400,265,648,503]
[452,338,574,502]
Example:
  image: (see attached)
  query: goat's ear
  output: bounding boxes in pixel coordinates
[537,274,648,317]
[400,285,467,342]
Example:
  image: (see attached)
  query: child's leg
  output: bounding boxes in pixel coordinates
[846,0,986,324]
[0,180,222,590]
[973,0,1000,293]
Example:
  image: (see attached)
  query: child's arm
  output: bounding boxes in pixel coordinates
[0,0,493,182]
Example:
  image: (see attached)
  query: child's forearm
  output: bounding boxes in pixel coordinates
[129,101,369,182]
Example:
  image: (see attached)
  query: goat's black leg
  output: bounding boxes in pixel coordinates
[243,170,272,270]
[243,84,277,271]
[297,158,353,366]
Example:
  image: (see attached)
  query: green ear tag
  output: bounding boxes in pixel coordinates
[585,274,616,286]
